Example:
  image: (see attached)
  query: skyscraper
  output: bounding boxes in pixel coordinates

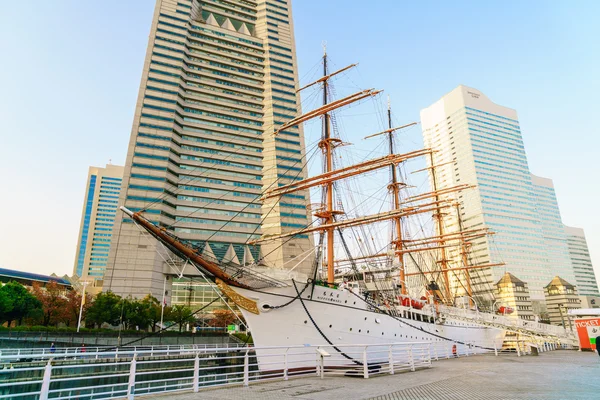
[420,85,574,303]
[564,225,599,296]
[530,174,575,284]
[73,164,124,291]
[104,0,312,300]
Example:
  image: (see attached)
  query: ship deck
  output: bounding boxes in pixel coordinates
[145,351,599,400]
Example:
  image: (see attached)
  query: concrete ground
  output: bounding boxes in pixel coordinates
[145,351,600,400]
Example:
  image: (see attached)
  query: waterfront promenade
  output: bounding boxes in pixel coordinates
[148,351,600,400]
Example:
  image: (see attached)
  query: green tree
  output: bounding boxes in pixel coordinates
[0,289,14,323]
[141,295,162,332]
[121,296,153,331]
[0,281,42,326]
[166,305,196,332]
[85,291,122,328]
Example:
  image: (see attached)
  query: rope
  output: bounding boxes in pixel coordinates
[293,280,363,366]
[263,280,312,310]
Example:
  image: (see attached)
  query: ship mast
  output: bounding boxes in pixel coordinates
[429,152,452,303]
[455,202,473,305]
[321,49,339,286]
[387,99,406,295]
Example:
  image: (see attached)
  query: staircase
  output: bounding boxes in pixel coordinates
[437,305,578,345]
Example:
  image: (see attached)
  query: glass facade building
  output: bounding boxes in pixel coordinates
[73,164,124,290]
[564,225,599,296]
[420,86,578,302]
[104,0,312,301]
[530,175,575,285]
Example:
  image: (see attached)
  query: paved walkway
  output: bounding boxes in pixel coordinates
[145,351,600,400]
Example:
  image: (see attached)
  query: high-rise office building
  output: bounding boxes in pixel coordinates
[530,175,575,284]
[420,85,573,302]
[73,164,124,291]
[564,225,599,296]
[104,0,312,300]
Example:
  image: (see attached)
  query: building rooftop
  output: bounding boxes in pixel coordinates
[545,276,575,289]
[0,267,72,288]
[496,272,526,287]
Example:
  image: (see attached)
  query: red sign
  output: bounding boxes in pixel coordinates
[575,318,600,350]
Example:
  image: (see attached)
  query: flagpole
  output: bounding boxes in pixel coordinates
[160,275,166,330]
[77,281,88,333]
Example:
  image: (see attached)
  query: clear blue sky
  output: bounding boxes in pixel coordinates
[0,1,598,283]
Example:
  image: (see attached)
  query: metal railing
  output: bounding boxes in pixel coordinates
[436,305,573,339]
[0,342,432,400]
[0,343,246,363]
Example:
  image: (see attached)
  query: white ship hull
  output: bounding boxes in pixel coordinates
[233,282,505,371]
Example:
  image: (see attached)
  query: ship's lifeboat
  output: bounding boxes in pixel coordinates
[497,306,514,315]
[398,295,426,310]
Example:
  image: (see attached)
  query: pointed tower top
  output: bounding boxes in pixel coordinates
[221,17,235,31]
[205,13,219,27]
[238,23,251,35]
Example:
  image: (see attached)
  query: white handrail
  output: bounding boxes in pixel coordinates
[1,342,432,400]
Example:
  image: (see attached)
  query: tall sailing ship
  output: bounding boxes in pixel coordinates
[122,51,506,370]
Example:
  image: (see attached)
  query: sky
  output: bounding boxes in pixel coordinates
[0,1,598,284]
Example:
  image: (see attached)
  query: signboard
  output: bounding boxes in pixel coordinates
[574,318,600,350]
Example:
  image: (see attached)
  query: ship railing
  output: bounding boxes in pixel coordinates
[0,343,247,362]
[0,342,432,400]
[436,305,574,339]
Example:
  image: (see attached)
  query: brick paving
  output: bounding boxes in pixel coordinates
[144,351,600,400]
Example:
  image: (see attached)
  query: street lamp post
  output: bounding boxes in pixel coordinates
[76,281,89,333]
[558,303,566,330]
[160,275,167,332]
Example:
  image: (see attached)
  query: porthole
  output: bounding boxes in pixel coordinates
[367,330,370,333]
[364,317,367,320]
[349,328,353,332]
[323,291,327,295]
[382,332,384,335]
[359,329,362,332]
[394,334,397,337]
[304,320,307,324]
[345,300,347,304]
[353,302,356,305]
[329,324,332,328]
